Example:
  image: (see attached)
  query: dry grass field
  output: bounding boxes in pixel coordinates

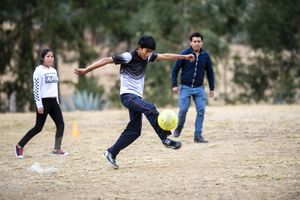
[0,105,299,200]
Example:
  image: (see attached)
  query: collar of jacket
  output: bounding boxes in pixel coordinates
[186,47,204,55]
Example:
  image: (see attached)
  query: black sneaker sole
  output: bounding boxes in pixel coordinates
[194,140,208,143]
[164,142,182,149]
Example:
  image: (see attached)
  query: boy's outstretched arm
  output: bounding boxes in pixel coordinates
[74,57,114,75]
[157,53,195,62]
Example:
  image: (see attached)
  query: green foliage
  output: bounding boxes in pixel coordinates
[75,75,104,96]
[125,1,232,106]
[232,0,300,104]
[0,0,37,111]
[0,0,104,111]
[144,62,176,107]
[188,0,249,40]
[246,0,300,52]
[1,0,299,112]
[202,29,229,59]
[233,53,298,104]
[232,55,270,103]
[108,80,122,108]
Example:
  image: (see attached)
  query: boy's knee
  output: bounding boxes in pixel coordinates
[129,131,141,140]
[147,104,159,115]
[136,132,141,138]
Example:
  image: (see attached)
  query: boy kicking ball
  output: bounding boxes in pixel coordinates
[74,35,194,169]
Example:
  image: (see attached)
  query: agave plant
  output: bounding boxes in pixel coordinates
[72,90,101,111]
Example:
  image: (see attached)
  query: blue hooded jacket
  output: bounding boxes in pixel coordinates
[172,47,215,91]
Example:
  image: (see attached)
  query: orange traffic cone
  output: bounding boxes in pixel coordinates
[71,121,80,137]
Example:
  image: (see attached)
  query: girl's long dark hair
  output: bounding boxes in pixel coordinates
[39,48,55,64]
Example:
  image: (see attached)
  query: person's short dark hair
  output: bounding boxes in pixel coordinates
[189,32,203,42]
[138,35,156,50]
[40,48,54,64]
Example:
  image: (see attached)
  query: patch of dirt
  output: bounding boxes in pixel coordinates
[0,105,299,199]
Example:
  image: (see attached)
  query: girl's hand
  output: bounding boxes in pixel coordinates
[37,107,44,114]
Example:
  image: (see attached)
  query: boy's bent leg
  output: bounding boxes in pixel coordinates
[120,94,167,139]
[108,109,142,157]
[128,96,169,140]
[119,93,181,149]
[126,96,181,149]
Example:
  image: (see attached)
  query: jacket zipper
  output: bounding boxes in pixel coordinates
[191,54,198,87]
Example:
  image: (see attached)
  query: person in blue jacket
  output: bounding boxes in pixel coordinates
[172,32,215,143]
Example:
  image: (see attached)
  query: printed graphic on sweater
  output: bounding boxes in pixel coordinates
[45,73,58,83]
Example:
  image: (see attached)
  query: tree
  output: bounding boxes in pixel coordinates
[127,0,186,106]
[233,0,300,103]
[0,1,38,111]
[0,0,105,111]
[130,0,232,106]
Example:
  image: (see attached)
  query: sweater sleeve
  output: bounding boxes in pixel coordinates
[33,69,43,108]
[171,59,182,87]
[206,55,215,91]
[56,72,60,104]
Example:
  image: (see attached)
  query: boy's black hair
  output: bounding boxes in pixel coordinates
[138,35,156,50]
[40,48,55,64]
[189,32,204,42]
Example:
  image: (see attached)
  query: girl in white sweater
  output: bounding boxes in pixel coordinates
[14,49,68,158]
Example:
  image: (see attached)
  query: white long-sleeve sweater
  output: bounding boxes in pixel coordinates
[33,65,59,108]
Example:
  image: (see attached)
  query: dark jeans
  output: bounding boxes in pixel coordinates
[18,98,65,149]
[108,93,171,157]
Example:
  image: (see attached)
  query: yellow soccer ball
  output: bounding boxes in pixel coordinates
[158,109,178,131]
